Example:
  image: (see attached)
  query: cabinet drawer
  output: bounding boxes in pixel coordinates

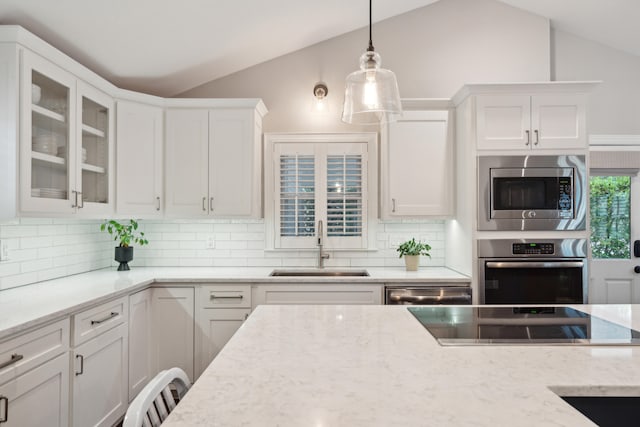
[73,296,128,346]
[0,318,69,385]
[199,285,251,308]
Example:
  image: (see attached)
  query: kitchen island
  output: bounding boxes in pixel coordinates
[164,304,640,426]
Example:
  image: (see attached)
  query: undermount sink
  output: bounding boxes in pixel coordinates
[560,396,640,427]
[269,269,370,277]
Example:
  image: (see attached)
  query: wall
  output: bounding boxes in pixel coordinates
[179,0,550,133]
[0,218,445,290]
[552,28,640,135]
[0,218,112,290]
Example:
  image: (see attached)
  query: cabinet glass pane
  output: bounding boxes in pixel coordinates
[30,70,69,200]
[81,96,109,204]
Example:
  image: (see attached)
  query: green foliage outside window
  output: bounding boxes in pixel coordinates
[590,176,630,259]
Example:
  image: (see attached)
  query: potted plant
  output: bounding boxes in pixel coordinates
[100,219,149,271]
[397,238,431,271]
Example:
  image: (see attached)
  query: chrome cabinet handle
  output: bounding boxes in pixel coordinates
[71,190,78,208]
[525,130,530,146]
[202,197,206,211]
[75,354,84,376]
[210,197,214,212]
[210,295,243,300]
[534,129,539,145]
[392,198,396,213]
[0,395,7,423]
[156,196,161,211]
[0,354,23,370]
[90,311,118,325]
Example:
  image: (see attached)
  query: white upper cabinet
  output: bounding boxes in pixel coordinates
[165,103,265,218]
[381,109,454,218]
[476,93,586,151]
[116,100,164,216]
[20,49,114,216]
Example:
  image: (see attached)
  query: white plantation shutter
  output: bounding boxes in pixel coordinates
[326,155,363,237]
[267,134,375,250]
[280,154,315,237]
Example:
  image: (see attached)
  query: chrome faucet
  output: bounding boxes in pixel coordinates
[317,220,330,268]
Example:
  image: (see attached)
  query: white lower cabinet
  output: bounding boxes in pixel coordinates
[151,287,194,382]
[0,318,70,426]
[195,285,251,379]
[251,284,383,308]
[128,288,153,402]
[71,297,128,427]
[72,323,128,427]
[0,353,70,427]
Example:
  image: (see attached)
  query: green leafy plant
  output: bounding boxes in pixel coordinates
[100,219,149,248]
[397,238,431,258]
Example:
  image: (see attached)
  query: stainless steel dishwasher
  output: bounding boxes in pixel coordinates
[384,285,472,305]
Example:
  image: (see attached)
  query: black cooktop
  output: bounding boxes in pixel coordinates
[408,306,640,345]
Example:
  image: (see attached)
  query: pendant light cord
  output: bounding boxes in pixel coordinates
[367,0,374,52]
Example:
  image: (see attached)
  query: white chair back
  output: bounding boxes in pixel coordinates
[123,367,191,427]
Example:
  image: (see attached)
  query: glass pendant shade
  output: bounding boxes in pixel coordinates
[342,50,402,124]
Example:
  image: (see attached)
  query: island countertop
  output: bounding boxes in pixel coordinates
[164,304,640,426]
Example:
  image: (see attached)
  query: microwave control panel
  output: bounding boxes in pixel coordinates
[512,243,555,255]
[558,177,573,212]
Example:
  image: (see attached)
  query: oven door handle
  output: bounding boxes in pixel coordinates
[485,261,584,268]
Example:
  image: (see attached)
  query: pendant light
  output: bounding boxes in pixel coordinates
[342,0,402,124]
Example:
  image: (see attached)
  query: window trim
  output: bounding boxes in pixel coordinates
[264,133,378,251]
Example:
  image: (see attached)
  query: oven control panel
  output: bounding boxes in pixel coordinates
[512,242,554,255]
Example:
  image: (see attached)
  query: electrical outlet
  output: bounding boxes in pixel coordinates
[0,240,8,261]
[206,237,215,249]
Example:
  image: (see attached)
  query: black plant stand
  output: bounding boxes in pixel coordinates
[114,246,134,271]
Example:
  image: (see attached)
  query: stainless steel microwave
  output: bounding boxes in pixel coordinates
[478,155,586,231]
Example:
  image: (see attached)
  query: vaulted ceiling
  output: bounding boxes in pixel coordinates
[0,0,637,96]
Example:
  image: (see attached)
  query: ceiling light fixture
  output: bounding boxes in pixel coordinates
[342,0,402,124]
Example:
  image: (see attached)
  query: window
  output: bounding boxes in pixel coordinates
[590,176,630,259]
[265,134,377,250]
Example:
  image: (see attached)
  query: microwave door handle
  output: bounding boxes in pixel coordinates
[485,261,584,269]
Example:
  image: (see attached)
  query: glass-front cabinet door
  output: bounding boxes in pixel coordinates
[20,50,114,215]
[21,50,76,213]
[76,81,114,214]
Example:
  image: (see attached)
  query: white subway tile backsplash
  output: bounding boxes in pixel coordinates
[0,218,445,288]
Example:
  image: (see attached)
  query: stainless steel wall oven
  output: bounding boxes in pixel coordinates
[478,239,587,305]
[478,155,586,231]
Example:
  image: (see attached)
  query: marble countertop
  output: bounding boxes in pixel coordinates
[0,266,469,340]
[165,304,640,427]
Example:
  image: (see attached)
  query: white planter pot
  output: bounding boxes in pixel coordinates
[404,255,419,271]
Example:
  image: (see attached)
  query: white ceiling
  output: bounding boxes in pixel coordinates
[0,0,637,97]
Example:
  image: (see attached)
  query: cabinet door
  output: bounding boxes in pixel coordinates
[76,81,114,215]
[195,308,250,379]
[72,323,128,427]
[165,109,209,216]
[20,49,77,214]
[128,288,153,402]
[382,110,453,217]
[251,284,383,308]
[0,353,69,427]
[151,287,194,381]
[531,94,586,150]
[476,94,531,150]
[116,101,163,216]
[209,109,260,217]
